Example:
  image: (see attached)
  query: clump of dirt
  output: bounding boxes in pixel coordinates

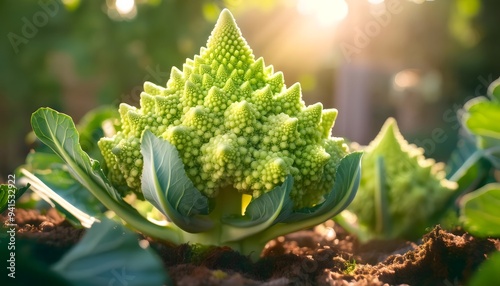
[10,208,85,247]
[347,226,498,285]
[3,209,499,285]
[1,208,85,266]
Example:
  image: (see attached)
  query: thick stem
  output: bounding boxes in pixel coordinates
[177,187,269,261]
[179,187,285,261]
[181,187,243,246]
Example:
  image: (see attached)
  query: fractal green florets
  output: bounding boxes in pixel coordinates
[346,118,457,240]
[98,9,348,209]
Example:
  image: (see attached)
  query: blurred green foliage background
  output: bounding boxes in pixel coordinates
[0,0,499,179]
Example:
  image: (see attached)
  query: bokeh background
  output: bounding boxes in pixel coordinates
[1,0,499,179]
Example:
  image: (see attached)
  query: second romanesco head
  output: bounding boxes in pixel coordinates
[98,9,348,209]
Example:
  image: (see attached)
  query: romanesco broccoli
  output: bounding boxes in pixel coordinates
[98,9,348,209]
[345,118,457,241]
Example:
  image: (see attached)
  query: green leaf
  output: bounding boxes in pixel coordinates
[31,108,122,201]
[30,108,181,243]
[468,251,500,286]
[465,98,500,140]
[223,175,293,227]
[34,169,104,222]
[20,168,98,228]
[460,183,500,237]
[463,98,500,168]
[280,152,362,223]
[24,106,118,219]
[141,130,212,233]
[220,175,293,242]
[445,132,492,200]
[52,219,170,286]
[26,151,65,170]
[0,183,29,214]
[21,151,104,227]
[0,237,71,285]
[446,134,484,181]
[261,152,362,241]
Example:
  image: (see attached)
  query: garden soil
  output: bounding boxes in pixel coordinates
[5,208,500,285]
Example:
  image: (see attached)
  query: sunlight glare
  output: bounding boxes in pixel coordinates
[116,0,135,15]
[297,0,349,27]
[368,0,385,4]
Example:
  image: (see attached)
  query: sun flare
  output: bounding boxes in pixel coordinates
[297,0,349,26]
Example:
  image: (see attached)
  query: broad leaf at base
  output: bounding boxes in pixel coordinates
[31,108,122,201]
[30,108,182,244]
[260,151,362,242]
[52,219,170,286]
[141,130,212,233]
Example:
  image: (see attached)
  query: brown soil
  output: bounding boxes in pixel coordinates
[3,208,500,285]
[12,208,85,247]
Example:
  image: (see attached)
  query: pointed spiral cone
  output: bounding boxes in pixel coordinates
[204,9,254,74]
[367,117,404,154]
